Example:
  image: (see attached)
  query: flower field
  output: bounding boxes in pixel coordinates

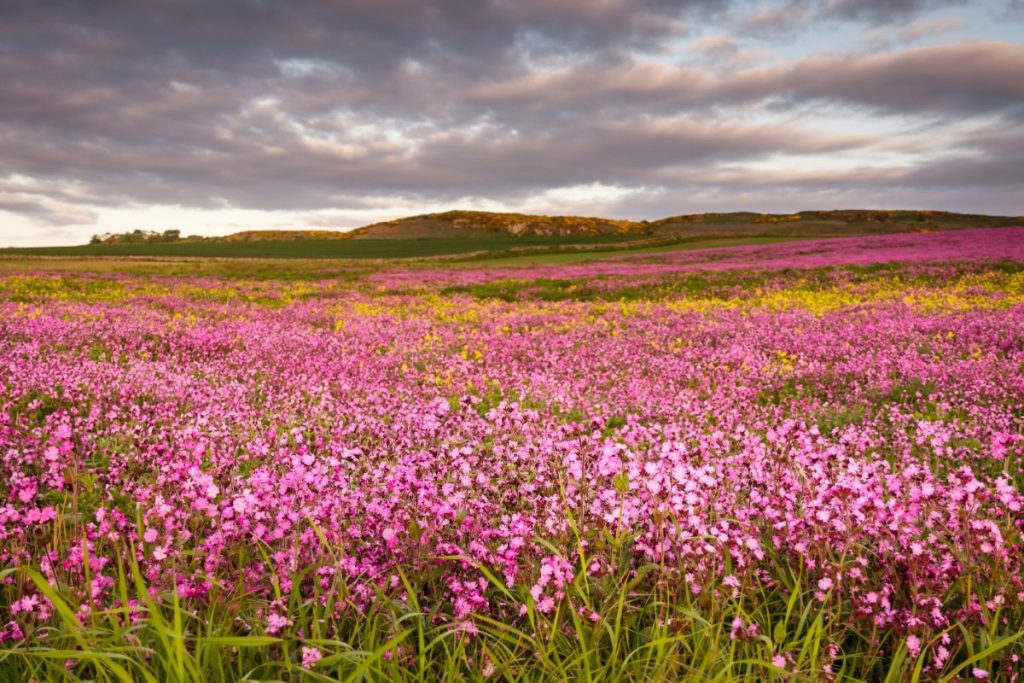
[2,228,1024,681]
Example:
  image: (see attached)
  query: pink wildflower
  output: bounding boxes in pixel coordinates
[266,612,291,635]
[301,646,323,668]
[11,595,40,616]
[0,621,25,643]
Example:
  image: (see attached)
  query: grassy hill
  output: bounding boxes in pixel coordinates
[221,230,354,242]
[349,210,646,239]
[3,209,1020,261]
[649,210,1022,237]
[211,209,1024,242]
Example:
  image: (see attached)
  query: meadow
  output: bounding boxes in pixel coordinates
[1,227,1023,681]
[0,235,643,261]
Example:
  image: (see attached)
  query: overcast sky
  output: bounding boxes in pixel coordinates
[1,0,1023,245]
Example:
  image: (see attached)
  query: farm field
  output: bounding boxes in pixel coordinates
[2,227,1024,681]
[0,235,814,274]
[455,236,812,266]
[4,209,1020,264]
[0,235,640,261]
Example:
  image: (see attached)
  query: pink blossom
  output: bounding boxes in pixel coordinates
[301,646,323,668]
[0,621,25,643]
[266,613,291,635]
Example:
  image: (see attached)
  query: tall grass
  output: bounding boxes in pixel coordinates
[3,521,1021,682]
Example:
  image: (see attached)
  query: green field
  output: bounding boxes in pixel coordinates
[0,235,637,260]
[0,235,825,282]
[0,234,829,272]
[6,210,1018,264]
[461,236,813,266]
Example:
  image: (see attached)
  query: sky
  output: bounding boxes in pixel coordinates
[1,0,1023,246]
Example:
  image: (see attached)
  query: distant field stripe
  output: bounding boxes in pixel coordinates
[462,236,820,266]
[0,236,638,260]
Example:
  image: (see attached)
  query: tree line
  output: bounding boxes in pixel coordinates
[89,229,199,245]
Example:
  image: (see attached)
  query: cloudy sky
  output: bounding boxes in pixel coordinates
[1,0,1022,246]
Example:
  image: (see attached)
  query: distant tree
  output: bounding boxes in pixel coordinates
[94,229,173,244]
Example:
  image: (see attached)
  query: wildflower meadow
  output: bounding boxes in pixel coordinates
[2,228,1023,681]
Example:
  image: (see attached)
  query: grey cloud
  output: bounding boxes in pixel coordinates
[411,119,879,189]
[778,42,1024,114]
[1004,0,1024,17]
[469,42,1024,119]
[0,0,1020,231]
[655,146,1024,197]
[0,195,99,226]
[594,150,1024,218]
[599,184,1021,220]
[467,62,718,113]
[897,16,968,42]
[732,0,964,39]
[582,122,1024,216]
[0,113,879,212]
[734,1,816,38]
[0,0,708,78]
[733,0,962,41]
[865,15,969,50]
[821,0,966,23]
[0,0,713,149]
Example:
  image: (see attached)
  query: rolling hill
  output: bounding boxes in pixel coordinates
[347,210,646,239]
[229,209,1023,241]
[3,209,1020,261]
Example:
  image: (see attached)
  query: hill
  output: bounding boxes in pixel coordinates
[347,209,1021,240]
[4,209,1020,261]
[649,210,1022,237]
[348,210,646,239]
[84,209,1021,245]
[220,230,354,242]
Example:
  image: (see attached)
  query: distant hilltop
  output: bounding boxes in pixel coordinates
[91,209,1023,244]
[346,210,644,239]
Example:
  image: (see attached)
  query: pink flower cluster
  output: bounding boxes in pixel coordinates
[371,226,1024,287]
[530,555,574,614]
[1,228,1022,676]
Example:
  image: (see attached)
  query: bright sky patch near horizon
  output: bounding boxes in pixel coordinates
[1,0,1022,246]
